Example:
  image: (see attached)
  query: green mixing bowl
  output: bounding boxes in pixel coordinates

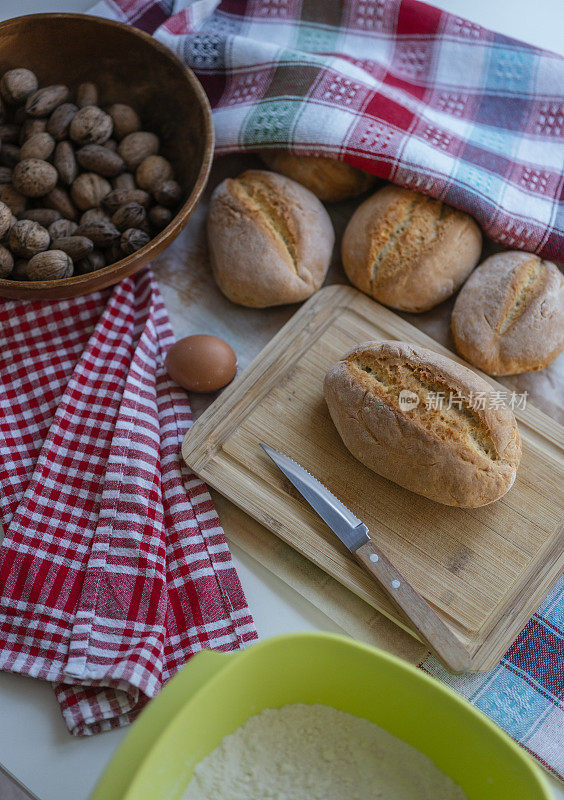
[90,633,551,799]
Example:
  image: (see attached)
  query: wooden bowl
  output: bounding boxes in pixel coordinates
[0,13,214,300]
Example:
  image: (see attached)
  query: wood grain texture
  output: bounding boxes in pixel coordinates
[182,284,564,672]
[211,489,429,665]
[354,539,473,672]
[0,13,213,300]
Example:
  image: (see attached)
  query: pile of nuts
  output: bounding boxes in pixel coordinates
[0,68,183,281]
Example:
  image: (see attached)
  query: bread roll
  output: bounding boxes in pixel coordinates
[452,251,564,375]
[324,341,521,507]
[341,186,482,312]
[207,170,334,308]
[260,151,376,202]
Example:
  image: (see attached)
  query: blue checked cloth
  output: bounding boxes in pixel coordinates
[91,0,564,260]
[422,575,564,780]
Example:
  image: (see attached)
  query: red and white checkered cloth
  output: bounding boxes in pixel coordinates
[0,268,256,735]
[91,0,563,260]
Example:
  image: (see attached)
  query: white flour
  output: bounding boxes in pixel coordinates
[182,703,467,800]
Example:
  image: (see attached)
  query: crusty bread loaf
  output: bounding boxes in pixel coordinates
[324,341,521,507]
[452,251,564,375]
[207,170,335,308]
[341,186,482,312]
[260,151,376,202]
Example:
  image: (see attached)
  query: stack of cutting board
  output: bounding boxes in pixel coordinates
[183,285,564,672]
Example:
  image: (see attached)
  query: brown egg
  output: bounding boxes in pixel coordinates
[165,334,237,393]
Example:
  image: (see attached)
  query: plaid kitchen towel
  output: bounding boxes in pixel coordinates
[90,0,563,260]
[0,268,256,735]
[422,575,564,781]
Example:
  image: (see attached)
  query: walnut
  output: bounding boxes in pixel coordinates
[113,172,135,192]
[153,179,182,208]
[51,235,94,260]
[20,117,47,144]
[76,249,106,274]
[20,132,55,161]
[0,243,14,276]
[25,85,70,117]
[105,241,122,263]
[12,159,58,198]
[69,106,113,145]
[149,205,172,230]
[0,184,26,215]
[76,82,98,108]
[9,219,50,258]
[0,69,38,104]
[120,227,150,255]
[54,141,77,186]
[48,218,78,239]
[76,145,125,177]
[44,187,78,221]
[21,208,61,227]
[79,208,109,226]
[27,249,73,280]
[11,259,29,280]
[112,201,146,232]
[135,155,173,192]
[46,103,78,141]
[117,131,159,170]
[0,200,12,238]
[76,218,120,247]
[102,188,150,213]
[1,214,17,243]
[107,104,140,140]
[71,172,111,210]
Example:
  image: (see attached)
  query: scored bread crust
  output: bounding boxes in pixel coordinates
[324,341,521,507]
[452,251,564,375]
[260,151,376,202]
[207,170,335,308]
[341,185,482,313]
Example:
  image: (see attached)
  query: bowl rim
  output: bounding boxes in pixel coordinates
[0,12,214,296]
[90,632,553,800]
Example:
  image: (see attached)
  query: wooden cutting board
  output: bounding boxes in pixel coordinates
[182,285,564,672]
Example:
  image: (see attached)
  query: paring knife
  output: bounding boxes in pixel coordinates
[260,443,472,673]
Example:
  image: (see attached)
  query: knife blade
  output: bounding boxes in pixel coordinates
[260,443,473,673]
[260,443,369,552]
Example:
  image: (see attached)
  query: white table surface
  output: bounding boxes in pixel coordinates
[0,2,562,799]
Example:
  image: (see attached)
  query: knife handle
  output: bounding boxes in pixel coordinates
[355,538,472,673]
